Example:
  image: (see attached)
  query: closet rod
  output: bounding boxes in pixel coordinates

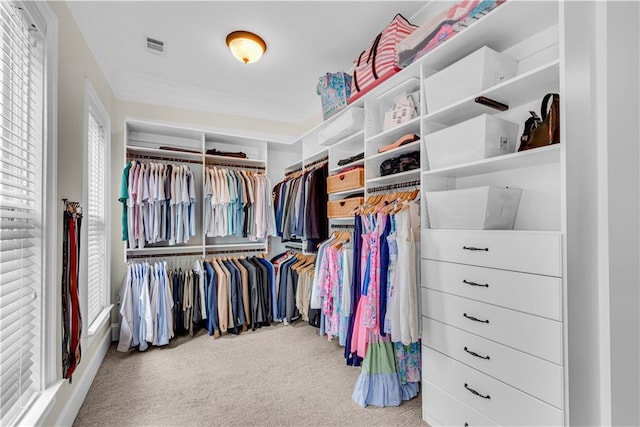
[367,179,421,194]
[205,248,266,256]
[127,153,202,165]
[205,162,266,171]
[304,156,328,169]
[285,167,303,176]
[126,250,203,260]
[331,223,354,229]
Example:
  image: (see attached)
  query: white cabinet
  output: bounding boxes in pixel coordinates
[416,1,566,425]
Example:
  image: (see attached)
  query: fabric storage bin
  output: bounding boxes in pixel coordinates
[424,46,517,112]
[426,186,522,229]
[327,168,364,194]
[318,107,364,145]
[327,197,363,218]
[425,113,518,169]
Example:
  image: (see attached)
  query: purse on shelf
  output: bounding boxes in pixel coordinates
[383,92,418,131]
[379,151,420,176]
[518,93,560,151]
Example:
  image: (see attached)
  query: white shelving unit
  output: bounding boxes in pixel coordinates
[277,1,574,425]
[124,119,271,260]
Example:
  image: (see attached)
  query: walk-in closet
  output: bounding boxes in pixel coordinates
[1,1,639,426]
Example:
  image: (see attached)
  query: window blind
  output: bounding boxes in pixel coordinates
[0,2,45,425]
[86,107,106,326]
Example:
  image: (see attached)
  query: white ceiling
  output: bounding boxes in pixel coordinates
[67,1,426,126]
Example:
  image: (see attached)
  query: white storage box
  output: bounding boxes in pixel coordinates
[425,114,518,170]
[424,46,517,112]
[318,107,364,146]
[426,186,522,229]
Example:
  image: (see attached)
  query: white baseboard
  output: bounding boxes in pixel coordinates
[111,322,120,341]
[55,327,111,426]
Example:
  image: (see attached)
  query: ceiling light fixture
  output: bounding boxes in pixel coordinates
[225,31,267,64]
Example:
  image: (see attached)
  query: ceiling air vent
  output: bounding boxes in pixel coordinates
[145,37,166,56]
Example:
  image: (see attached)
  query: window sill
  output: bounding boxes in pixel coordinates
[15,379,64,427]
[85,305,114,344]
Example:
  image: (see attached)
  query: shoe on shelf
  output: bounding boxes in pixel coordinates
[378,133,420,153]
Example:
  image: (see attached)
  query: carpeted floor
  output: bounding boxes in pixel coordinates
[74,322,424,426]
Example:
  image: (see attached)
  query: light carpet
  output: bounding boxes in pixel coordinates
[73,322,424,426]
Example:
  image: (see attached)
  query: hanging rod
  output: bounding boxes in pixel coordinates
[127,153,202,165]
[367,179,421,194]
[331,223,354,229]
[205,162,266,171]
[126,250,203,260]
[205,248,266,256]
[285,167,303,176]
[284,244,303,252]
[304,156,328,168]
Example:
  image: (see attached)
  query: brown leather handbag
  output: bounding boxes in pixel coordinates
[518,93,560,151]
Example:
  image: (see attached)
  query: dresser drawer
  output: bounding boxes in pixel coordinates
[423,380,499,427]
[422,289,563,364]
[423,317,564,409]
[423,346,564,426]
[422,229,562,277]
[421,259,562,320]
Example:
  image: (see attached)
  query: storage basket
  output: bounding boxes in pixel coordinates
[425,113,518,169]
[327,168,364,194]
[424,46,517,112]
[328,197,364,218]
[426,185,522,229]
[318,107,364,145]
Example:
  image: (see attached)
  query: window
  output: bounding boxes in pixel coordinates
[85,83,110,330]
[0,2,46,424]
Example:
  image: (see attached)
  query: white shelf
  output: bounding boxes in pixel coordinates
[284,159,303,173]
[126,245,203,257]
[423,60,560,126]
[303,148,329,166]
[205,242,267,251]
[329,159,364,174]
[376,77,421,102]
[328,130,365,150]
[410,1,558,72]
[204,153,266,168]
[328,187,365,197]
[423,144,561,178]
[126,145,202,163]
[365,140,421,162]
[366,169,421,186]
[367,116,421,144]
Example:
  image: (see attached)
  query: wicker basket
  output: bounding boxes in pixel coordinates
[327,197,364,218]
[327,168,364,194]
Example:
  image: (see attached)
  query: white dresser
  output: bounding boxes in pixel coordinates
[420,230,564,426]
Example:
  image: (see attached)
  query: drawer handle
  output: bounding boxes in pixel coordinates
[463,246,489,252]
[463,279,489,288]
[339,201,346,207]
[464,346,490,360]
[463,313,489,324]
[465,383,491,399]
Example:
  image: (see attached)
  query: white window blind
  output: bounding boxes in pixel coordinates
[86,105,107,326]
[0,2,45,425]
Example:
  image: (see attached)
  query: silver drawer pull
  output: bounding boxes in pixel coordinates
[465,383,491,399]
[464,346,490,360]
[463,313,490,324]
[463,246,489,252]
[463,279,489,288]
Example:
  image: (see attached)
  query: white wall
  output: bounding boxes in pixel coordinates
[44,2,118,424]
[607,2,640,425]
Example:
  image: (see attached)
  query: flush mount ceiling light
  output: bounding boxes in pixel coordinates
[226,31,267,64]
